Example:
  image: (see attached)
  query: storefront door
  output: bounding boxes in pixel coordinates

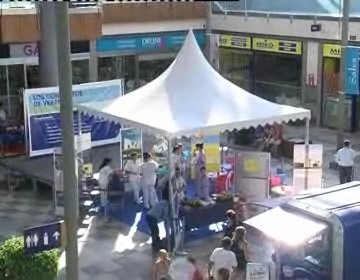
[253,52,302,107]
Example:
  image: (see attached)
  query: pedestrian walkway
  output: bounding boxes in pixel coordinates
[1,125,360,279]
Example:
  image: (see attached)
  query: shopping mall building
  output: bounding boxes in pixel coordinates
[1,1,360,141]
[210,0,360,131]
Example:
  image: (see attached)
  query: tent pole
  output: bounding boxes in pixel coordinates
[304,118,310,190]
[166,138,175,253]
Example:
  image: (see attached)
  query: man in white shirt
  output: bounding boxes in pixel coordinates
[208,237,237,279]
[335,140,356,184]
[124,152,140,204]
[139,152,159,209]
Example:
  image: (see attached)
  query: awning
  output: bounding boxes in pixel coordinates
[244,207,327,246]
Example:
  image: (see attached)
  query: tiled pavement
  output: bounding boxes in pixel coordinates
[0,189,54,244]
[1,125,360,279]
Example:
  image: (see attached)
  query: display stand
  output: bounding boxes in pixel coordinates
[52,132,92,217]
[234,151,271,202]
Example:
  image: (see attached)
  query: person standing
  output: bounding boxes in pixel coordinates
[230,226,250,280]
[224,210,237,239]
[335,140,356,184]
[198,167,210,199]
[124,152,141,204]
[193,142,206,198]
[140,152,159,209]
[146,187,170,251]
[153,249,171,280]
[98,158,113,210]
[208,237,237,280]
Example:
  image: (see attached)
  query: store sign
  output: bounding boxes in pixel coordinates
[218,35,251,49]
[24,80,123,157]
[323,44,341,58]
[96,30,205,53]
[345,46,360,95]
[252,38,302,55]
[10,43,38,58]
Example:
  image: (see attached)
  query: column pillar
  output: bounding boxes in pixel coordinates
[39,2,58,87]
[89,40,98,82]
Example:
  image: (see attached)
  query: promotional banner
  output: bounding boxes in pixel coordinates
[121,128,142,169]
[306,41,319,87]
[293,144,323,192]
[345,46,360,95]
[24,80,123,157]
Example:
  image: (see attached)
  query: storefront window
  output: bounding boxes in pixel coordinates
[8,64,25,121]
[322,57,351,130]
[219,49,251,91]
[138,58,173,87]
[254,53,302,106]
[98,56,136,93]
[0,66,7,115]
[72,59,89,85]
[26,65,40,89]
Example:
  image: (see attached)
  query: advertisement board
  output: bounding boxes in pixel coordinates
[24,80,123,157]
[293,144,323,192]
[121,128,142,169]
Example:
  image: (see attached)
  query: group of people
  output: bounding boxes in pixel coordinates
[207,209,249,280]
[254,124,283,156]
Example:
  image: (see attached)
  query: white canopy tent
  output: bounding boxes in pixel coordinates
[77,30,311,139]
[77,30,311,252]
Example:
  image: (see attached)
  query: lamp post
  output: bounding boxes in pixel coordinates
[55,3,79,280]
[337,0,351,148]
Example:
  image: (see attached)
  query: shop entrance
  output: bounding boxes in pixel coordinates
[219,49,252,91]
[321,56,354,131]
[253,52,302,107]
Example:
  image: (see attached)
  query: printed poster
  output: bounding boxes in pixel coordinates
[24,79,123,157]
[246,263,269,280]
[121,128,142,169]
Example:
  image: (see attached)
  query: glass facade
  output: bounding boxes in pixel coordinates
[98,55,136,93]
[219,49,251,91]
[213,0,360,16]
[322,57,352,130]
[253,53,302,106]
[138,58,173,86]
[72,59,89,85]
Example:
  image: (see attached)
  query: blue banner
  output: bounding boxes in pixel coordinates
[24,80,123,157]
[345,46,360,95]
[97,30,205,53]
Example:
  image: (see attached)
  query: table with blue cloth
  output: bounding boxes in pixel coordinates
[180,200,233,231]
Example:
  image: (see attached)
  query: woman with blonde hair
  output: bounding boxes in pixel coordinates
[153,249,171,280]
[230,226,249,280]
[217,268,230,280]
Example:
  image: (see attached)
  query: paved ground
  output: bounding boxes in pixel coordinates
[1,125,360,279]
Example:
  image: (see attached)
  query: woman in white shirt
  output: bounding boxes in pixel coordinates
[98,158,113,209]
[124,152,141,204]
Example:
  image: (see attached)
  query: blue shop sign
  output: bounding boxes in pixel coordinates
[96,30,205,53]
[345,46,360,95]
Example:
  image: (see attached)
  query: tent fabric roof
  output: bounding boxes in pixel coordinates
[78,30,310,138]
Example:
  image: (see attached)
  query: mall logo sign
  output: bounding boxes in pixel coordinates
[141,37,163,48]
[10,43,38,58]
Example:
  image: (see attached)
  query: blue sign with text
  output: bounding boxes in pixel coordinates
[345,46,360,95]
[24,221,63,255]
[96,30,205,53]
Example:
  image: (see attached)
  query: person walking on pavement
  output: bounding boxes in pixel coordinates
[140,152,159,209]
[124,152,141,204]
[335,140,356,184]
[98,158,113,210]
[208,237,237,280]
[146,186,170,251]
